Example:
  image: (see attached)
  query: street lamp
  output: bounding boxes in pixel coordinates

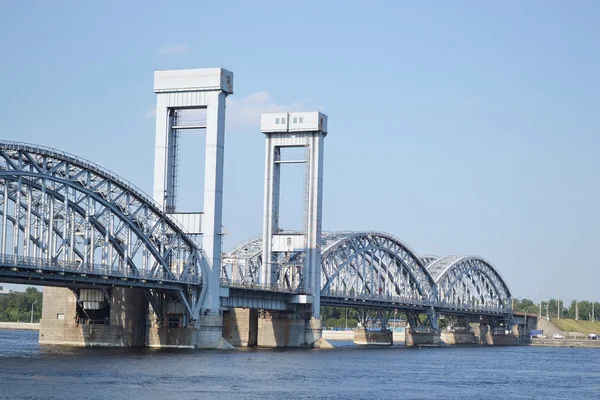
[30,300,37,324]
[345,309,348,331]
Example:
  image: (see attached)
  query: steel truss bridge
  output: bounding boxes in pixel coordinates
[0,141,207,319]
[0,141,512,324]
[222,232,512,320]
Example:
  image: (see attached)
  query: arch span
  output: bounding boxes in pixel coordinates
[321,231,437,300]
[223,231,437,301]
[0,141,207,317]
[427,255,511,310]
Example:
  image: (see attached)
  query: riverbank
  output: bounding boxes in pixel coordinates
[521,338,600,348]
[0,322,39,330]
[322,330,405,342]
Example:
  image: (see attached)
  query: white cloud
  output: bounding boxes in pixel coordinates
[159,44,190,56]
[143,92,317,131]
[226,91,315,132]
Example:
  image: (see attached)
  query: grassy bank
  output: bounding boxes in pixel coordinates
[551,319,600,334]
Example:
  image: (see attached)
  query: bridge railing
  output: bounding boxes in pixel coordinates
[323,290,437,308]
[0,253,199,284]
[438,301,511,314]
[220,278,308,294]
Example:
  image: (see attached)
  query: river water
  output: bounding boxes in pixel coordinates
[1,330,599,400]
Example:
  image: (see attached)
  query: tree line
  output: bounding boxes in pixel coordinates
[0,287,43,323]
[513,298,600,320]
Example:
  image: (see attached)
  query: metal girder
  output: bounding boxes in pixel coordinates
[224,232,513,316]
[0,141,208,321]
[427,256,512,313]
[320,232,437,302]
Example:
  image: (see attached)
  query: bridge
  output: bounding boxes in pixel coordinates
[0,68,515,349]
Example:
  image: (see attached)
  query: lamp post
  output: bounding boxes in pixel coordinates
[30,300,37,324]
[345,308,348,331]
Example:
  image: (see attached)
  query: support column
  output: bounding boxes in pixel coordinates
[152,69,234,347]
[405,310,442,346]
[256,311,327,348]
[39,287,147,347]
[222,308,258,347]
[260,112,328,329]
[440,317,476,345]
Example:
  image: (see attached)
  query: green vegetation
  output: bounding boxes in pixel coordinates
[551,319,600,335]
[513,298,600,321]
[321,307,359,329]
[0,287,43,322]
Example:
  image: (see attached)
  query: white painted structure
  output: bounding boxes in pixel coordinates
[260,112,328,316]
[153,68,233,314]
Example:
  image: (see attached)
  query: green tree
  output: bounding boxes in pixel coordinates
[0,287,43,322]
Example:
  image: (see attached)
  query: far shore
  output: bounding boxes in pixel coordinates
[0,322,40,330]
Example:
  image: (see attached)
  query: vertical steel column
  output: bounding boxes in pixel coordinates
[62,187,69,264]
[1,181,8,255]
[201,89,228,312]
[24,186,31,258]
[165,110,177,212]
[13,178,21,258]
[261,141,280,286]
[47,194,54,262]
[83,195,90,267]
[69,204,75,263]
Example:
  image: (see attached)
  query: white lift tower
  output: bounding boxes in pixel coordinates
[260,112,328,317]
[153,68,233,314]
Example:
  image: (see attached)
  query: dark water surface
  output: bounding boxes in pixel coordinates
[1,330,599,400]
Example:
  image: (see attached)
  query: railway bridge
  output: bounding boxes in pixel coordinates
[0,68,514,348]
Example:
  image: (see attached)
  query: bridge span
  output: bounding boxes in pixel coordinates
[0,68,516,349]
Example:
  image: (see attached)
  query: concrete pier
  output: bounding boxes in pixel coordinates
[441,331,477,345]
[39,287,147,347]
[353,329,393,345]
[223,308,258,347]
[40,287,233,349]
[405,327,442,346]
[256,313,323,347]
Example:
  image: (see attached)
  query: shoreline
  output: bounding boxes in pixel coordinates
[0,322,40,331]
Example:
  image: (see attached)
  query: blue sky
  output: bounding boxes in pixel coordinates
[1,1,599,303]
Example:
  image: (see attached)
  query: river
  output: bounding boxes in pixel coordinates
[1,330,599,399]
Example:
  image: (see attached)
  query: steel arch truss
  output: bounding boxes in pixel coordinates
[0,141,206,319]
[321,232,436,302]
[221,235,263,285]
[428,256,511,312]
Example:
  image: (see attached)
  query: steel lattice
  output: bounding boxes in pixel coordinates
[0,141,207,318]
[320,232,437,302]
[427,256,512,311]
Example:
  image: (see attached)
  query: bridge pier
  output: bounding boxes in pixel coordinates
[405,310,443,346]
[440,317,477,344]
[40,287,147,347]
[472,321,518,345]
[222,308,258,347]
[405,327,443,346]
[441,330,477,344]
[146,314,232,349]
[353,329,393,345]
[255,311,323,348]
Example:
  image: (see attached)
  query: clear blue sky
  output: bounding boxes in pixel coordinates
[1,1,598,303]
